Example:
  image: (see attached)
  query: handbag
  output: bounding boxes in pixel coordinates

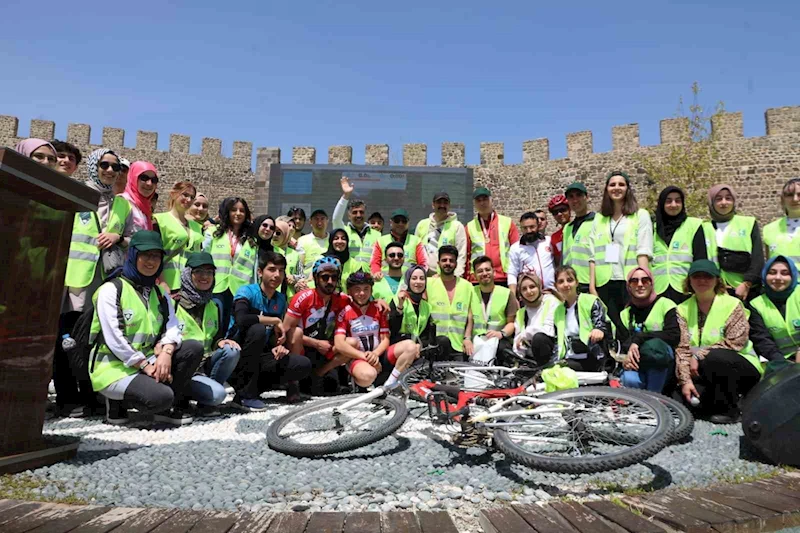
[717,247,751,274]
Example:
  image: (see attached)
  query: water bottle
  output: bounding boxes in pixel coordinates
[61,334,77,351]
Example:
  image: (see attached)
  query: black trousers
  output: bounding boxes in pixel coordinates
[596,280,628,336]
[53,311,100,409]
[525,333,556,366]
[695,348,761,416]
[230,324,312,399]
[563,340,607,372]
[122,340,204,414]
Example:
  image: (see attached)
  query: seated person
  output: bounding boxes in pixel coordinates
[389,265,451,359]
[748,255,800,363]
[334,272,420,388]
[174,252,242,417]
[227,252,312,410]
[553,265,613,371]
[470,256,518,362]
[373,241,407,301]
[89,231,203,426]
[512,273,559,366]
[617,267,680,393]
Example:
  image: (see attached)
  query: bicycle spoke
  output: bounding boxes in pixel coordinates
[279,402,400,446]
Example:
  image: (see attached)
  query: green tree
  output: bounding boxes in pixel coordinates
[639,82,726,218]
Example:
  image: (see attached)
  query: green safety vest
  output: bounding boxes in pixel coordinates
[703,215,756,289]
[514,295,559,335]
[590,209,649,287]
[175,300,220,354]
[652,217,703,295]
[89,279,167,391]
[554,293,604,359]
[275,245,302,299]
[427,277,473,353]
[297,233,330,273]
[208,232,257,295]
[153,212,203,290]
[344,225,381,266]
[65,212,101,288]
[750,290,800,359]
[619,297,676,336]
[105,196,133,236]
[398,298,431,341]
[466,215,512,274]
[415,218,459,249]
[763,218,800,270]
[373,276,403,302]
[376,233,422,273]
[677,293,763,375]
[561,216,594,284]
[471,285,511,336]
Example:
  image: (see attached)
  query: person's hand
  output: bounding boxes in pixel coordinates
[153,352,172,383]
[485,331,503,340]
[396,290,408,308]
[218,339,241,350]
[735,282,750,301]
[514,337,523,350]
[341,177,354,198]
[589,283,598,297]
[690,356,700,378]
[294,278,308,291]
[159,282,171,297]
[463,339,474,357]
[202,220,213,231]
[272,345,289,360]
[316,339,333,354]
[373,271,384,281]
[97,232,121,250]
[682,382,699,403]
[141,363,156,378]
[274,322,286,345]
[374,299,390,315]
[364,351,380,366]
[589,329,604,344]
[623,346,640,371]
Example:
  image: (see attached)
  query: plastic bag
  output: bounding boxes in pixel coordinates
[465,336,499,389]
[541,366,579,392]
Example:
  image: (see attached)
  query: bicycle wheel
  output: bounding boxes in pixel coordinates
[491,386,672,474]
[400,361,532,395]
[627,390,694,443]
[267,394,408,457]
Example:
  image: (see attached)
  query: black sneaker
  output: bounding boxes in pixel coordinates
[195,404,221,417]
[710,411,741,425]
[105,398,129,425]
[154,407,193,426]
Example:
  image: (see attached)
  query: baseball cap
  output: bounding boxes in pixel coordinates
[129,230,163,252]
[186,252,215,269]
[119,157,130,168]
[310,208,328,218]
[433,191,450,202]
[564,182,587,195]
[391,208,409,220]
[688,259,720,277]
[473,187,491,199]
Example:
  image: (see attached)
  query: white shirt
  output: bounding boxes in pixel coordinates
[590,211,653,281]
[513,294,558,356]
[507,239,555,289]
[565,301,586,359]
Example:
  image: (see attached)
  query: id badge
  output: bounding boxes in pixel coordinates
[605,243,621,263]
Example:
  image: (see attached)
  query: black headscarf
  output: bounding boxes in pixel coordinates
[656,186,687,245]
[251,214,275,255]
[325,228,350,265]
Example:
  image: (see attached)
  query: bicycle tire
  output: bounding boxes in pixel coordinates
[492,386,672,474]
[399,361,532,395]
[267,394,408,457]
[624,389,695,443]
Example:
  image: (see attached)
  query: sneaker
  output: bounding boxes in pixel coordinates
[154,407,193,426]
[195,404,222,417]
[231,395,268,412]
[105,398,129,425]
[286,382,302,404]
[710,412,741,425]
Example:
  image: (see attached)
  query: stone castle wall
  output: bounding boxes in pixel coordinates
[2,106,799,224]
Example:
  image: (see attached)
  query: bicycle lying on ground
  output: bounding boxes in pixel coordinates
[267,348,692,474]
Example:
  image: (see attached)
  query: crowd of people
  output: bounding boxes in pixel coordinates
[17,136,800,427]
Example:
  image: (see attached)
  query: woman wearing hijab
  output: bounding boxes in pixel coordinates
[763,178,800,271]
[617,266,681,393]
[15,138,57,168]
[748,255,800,363]
[89,231,204,426]
[187,193,213,231]
[512,273,560,365]
[174,252,241,417]
[251,214,276,281]
[704,184,763,301]
[106,161,160,242]
[315,228,367,291]
[651,186,709,304]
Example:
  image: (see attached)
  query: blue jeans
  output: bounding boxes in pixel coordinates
[190,345,241,406]
[621,346,674,394]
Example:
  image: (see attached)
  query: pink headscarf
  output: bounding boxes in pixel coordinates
[626,266,657,307]
[15,138,55,158]
[122,161,158,231]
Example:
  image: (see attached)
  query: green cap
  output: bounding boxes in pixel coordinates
[186,252,215,269]
[688,259,720,277]
[473,187,491,199]
[565,182,587,195]
[129,230,163,252]
[391,208,409,220]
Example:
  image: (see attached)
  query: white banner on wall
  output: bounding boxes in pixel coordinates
[348,171,407,191]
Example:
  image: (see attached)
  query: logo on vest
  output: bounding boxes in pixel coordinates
[178,322,185,332]
[245,250,251,257]
[456,302,463,311]
[123,309,135,322]
[672,241,681,250]
[738,230,746,237]
[205,320,216,329]
[79,212,92,225]
[792,319,800,330]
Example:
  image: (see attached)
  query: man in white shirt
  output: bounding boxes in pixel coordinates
[508,212,555,295]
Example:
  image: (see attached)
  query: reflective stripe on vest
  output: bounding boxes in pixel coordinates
[471,285,510,335]
[703,215,756,289]
[345,225,381,265]
[65,212,101,288]
[561,217,594,284]
[378,233,421,272]
[176,301,220,353]
[751,291,800,359]
[427,277,473,353]
[764,218,800,270]
[591,209,647,287]
[652,217,703,295]
[677,293,763,375]
[415,218,459,249]
[554,293,601,359]
[466,215,511,274]
[154,212,203,290]
[209,234,257,294]
[619,297,676,335]
[399,298,431,341]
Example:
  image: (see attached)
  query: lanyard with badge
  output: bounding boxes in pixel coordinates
[479,213,493,242]
[605,217,623,263]
[228,231,239,259]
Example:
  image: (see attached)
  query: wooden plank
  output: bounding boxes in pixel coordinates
[225,511,273,533]
[0,499,24,512]
[3,503,75,533]
[549,502,618,533]
[148,510,204,533]
[480,507,537,533]
[624,496,712,533]
[265,512,309,533]
[70,508,144,533]
[644,493,731,528]
[416,511,459,533]
[585,501,668,533]
[382,512,421,533]
[343,512,382,533]
[0,501,54,526]
[188,511,239,533]
[303,512,346,533]
[715,484,800,514]
[750,479,800,501]
[23,506,111,533]
[110,508,178,533]
[691,491,788,533]
[514,504,578,533]
[673,491,755,525]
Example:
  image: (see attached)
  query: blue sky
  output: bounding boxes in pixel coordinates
[2,0,797,165]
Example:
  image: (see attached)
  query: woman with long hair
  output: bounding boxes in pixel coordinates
[588,171,653,334]
[153,181,203,294]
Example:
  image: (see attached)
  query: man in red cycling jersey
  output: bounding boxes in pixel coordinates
[334,272,420,387]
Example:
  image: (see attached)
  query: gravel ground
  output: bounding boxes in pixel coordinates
[18,391,784,533]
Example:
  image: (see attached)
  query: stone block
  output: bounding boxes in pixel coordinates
[67,123,90,146]
[233,141,253,160]
[711,112,743,140]
[522,139,549,163]
[660,117,689,145]
[0,115,19,141]
[365,144,389,166]
[202,138,222,156]
[170,134,191,154]
[102,127,125,149]
[403,143,427,166]
[566,131,593,159]
[480,142,504,166]
[441,142,465,167]
[328,145,352,164]
[137,131,158,151]
[766,106,800,135]
[612,124,640,151]
[30,119,55,140]
[292,146,316,164]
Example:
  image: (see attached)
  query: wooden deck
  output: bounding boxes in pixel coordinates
[3,472,800,533]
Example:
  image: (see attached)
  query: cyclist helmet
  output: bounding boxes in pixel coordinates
[346,271,374,289]
[547,194,568,212]
[312,256,341,276]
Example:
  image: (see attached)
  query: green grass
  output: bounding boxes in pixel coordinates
[0,474,88,505]
[610,495,644,516]
[710,469,784,486]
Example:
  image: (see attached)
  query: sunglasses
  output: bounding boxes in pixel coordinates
[628,277,652,286]
[138,174,159,184]
[99,161,122,172]
[319,274,339,282]
[392,218,408,224]
[387,253,404,259]
[262,223,275,230]
[552,207,569,215]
